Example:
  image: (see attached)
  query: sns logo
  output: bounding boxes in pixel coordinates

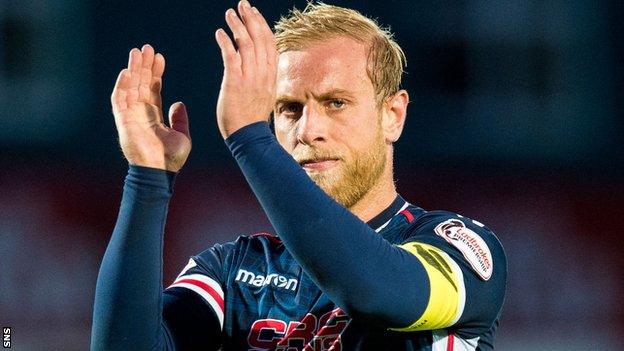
[247,308,349,351]
[3,327,10,348]
[235,269,298,292]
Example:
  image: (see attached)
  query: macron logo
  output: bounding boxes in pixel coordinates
[235,269,298,292]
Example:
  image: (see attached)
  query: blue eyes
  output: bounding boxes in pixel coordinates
[277,100,347,117]
[329,100,346,109]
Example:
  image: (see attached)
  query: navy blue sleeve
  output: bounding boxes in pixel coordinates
[90,166,221,350]
[401,212,507,337]
[225,122,429,327]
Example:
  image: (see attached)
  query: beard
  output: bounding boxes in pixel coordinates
[294,125,387,209]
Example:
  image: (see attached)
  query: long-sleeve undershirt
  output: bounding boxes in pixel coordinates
[224,122,429,324]
[91,122,430,350]
[91,166,176,350]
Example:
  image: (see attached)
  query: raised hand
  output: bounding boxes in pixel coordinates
[111,44,191,172]
[215,0,278,139]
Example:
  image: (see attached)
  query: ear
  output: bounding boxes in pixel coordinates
[381,90,409,143]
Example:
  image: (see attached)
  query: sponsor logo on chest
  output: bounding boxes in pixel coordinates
[235,268,298,291]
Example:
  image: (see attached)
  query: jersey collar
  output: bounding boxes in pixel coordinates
[367,194,410,232]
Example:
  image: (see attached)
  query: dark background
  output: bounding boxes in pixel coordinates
[1,0,622,349]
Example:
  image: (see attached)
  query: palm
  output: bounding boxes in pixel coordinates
[111,45,191,172]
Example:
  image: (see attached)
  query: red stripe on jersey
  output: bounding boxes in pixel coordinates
[251,232,283,245]
[400,209,414,223]
[176,278,225,312]
[447,332,455,351]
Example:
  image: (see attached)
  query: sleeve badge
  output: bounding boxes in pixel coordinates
[434,219,493,281]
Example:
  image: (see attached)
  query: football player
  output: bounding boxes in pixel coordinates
[91,1,506,350]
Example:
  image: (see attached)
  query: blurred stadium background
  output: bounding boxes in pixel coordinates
[1,0,622,349]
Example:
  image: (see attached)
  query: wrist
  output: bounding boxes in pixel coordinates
[126,165,177,195]
[219,120,266,140]
[224,121,273,153]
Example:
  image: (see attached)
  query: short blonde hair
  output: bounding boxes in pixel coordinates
[274,2,406,103]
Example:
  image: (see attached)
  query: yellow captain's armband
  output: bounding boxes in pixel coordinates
[390,242,466,332]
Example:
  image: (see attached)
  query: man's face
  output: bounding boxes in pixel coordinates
[273,36,388,208]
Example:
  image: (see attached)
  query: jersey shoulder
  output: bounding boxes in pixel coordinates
[402,208,507,338]
[405,209,506,282]
[189,231,290,286]
[192,232,283,263]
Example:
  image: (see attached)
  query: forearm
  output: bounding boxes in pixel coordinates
[226,122,428,326]
[91,166,175,350]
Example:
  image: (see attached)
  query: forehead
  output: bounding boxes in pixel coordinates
[276,36,373,97]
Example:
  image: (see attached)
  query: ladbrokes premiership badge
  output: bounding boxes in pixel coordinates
[434,219,493,281]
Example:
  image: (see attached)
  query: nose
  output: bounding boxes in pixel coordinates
[296,104,327,145]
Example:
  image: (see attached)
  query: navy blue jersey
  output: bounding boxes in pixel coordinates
[164,196,507,350]
[91,126,507,351]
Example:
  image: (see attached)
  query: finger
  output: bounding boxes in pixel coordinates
[139,44,155,102]
[111,69,130,114]
[238,1,267,69]
[168,102,191,139]
[215,28,241,73]
[251,6,278,87]
[114,67,132,91]
[225,8,255,75]
[253,6,278,66]
[150,53,165,106]
[153,52,165,79]
[127,48,142,90]
[112,90,127,115]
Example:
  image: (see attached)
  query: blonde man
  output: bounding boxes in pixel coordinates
[92,1,506,350]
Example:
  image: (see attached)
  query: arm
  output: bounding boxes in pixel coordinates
[214,1,428,327]
[91,166,175,350]
[226,123,507,333]
[225,122,429,327]
[91,45,220,349]
[215,1,505,332]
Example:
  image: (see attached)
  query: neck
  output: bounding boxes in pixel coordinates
[348,153,397,223]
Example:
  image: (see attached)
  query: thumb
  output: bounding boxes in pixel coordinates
[168,101,190,138]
